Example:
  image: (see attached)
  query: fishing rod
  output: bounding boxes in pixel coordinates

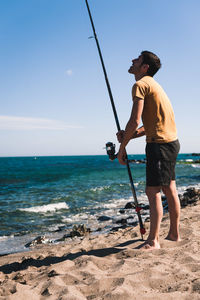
[85,0,145,239]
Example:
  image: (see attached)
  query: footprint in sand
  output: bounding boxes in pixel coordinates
[192,278,200,293]
[160,239,189,249]
[79,276,125,299]
[185,263,200,273]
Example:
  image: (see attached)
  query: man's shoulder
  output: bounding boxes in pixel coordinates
[138,76,155,87]
[137,76,164,93]
[133,76,153,92]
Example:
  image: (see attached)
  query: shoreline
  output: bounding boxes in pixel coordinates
[0,185,199,258]
[0,189,200,299]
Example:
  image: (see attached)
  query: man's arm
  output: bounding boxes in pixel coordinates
[118,98,144,165]
[133,125,145,138]
[117,125,145,142]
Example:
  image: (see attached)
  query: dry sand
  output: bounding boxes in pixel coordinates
[1,201,200,300]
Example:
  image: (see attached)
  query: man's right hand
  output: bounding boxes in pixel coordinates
[116,130,125,143]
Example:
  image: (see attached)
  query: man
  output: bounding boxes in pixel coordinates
[117,51,180,250]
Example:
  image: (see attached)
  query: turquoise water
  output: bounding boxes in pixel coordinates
[0,154,199,254]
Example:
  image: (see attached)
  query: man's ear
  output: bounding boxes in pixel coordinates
[142,64,149,73]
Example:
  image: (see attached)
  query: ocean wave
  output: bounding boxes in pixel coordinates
[89,183,138,193]
[0,236,8,240]
[177,183,200,193]
[93,197,130,210]
[19,202,69,213]
[61,213,96,225]
[93,193,147,211]
[101,198,132,209]
[61,195,148,230]
[90,186,110,192]
[0,234,14,241]
[191,164,200,168]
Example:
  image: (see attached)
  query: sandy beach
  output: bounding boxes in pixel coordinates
[0,191,200,300]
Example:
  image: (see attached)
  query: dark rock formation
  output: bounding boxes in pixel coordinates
[179,188,200,208]
[69,224,91,238]
[25,236,50,248]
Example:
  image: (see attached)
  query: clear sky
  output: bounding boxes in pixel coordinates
[0,0,199,157]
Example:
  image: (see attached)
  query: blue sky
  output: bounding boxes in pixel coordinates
[0,0,199,156]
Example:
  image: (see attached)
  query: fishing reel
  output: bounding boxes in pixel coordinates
[105,142,118,161]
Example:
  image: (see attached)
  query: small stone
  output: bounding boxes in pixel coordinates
[141,204,150,210]
[48,270,59,277]
[97,216,111,221]
[41,288,51,296]
[10,285,17,294]
[124,202,135,209]
[116,218,127,225]
[111,225,127,232]
[131,232,138,238]
[25,236,49,248]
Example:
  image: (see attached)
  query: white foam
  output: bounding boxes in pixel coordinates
[0,235,14,241]
[61,217,73,223]
[0,236,8,240]
[19,202,69,213]
[191,164,200,168]
[95,197,131,210]
[177,183,200,194]
[90,186,109,192]
[93,193,148,211]
[90,183,134,193]
[48,224,66,232]
[62,213,96,223]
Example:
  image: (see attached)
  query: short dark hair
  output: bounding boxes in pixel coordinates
[141,51,161,77]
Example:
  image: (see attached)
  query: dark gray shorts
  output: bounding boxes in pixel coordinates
[145,140,180,186]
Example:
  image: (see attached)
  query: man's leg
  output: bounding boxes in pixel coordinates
[140,186,163,249]
[162,180,180,241]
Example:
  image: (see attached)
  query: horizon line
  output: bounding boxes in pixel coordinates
[0,152,198,158]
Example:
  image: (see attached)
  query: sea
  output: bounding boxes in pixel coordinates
[0,153,200,255]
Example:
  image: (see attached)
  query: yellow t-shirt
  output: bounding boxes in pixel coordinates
[132,76,177,143]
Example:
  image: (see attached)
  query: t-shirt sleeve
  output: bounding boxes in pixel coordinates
[132,81,149,101]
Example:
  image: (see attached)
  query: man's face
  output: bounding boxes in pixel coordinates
[128,55,144,75]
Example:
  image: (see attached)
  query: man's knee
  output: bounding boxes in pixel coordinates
[162,181,177,195]
[145,186,161,197]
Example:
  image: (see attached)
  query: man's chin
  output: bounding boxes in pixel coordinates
[128,68,134,74]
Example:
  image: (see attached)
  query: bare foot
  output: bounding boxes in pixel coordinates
[135,239,160,251]
[165,234,181,242]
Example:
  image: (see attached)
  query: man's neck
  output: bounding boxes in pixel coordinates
[135,73,147,81]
